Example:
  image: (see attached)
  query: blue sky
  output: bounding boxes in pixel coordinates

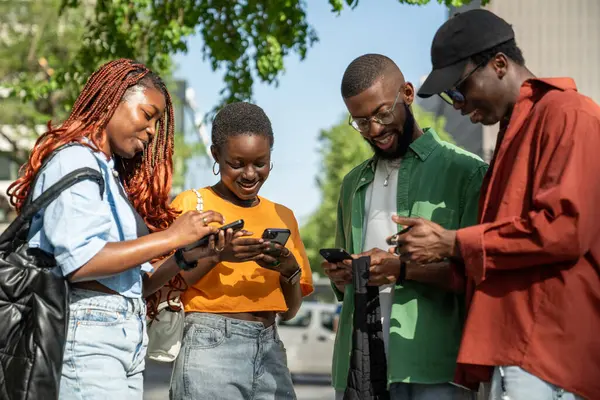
[174,0,447,224]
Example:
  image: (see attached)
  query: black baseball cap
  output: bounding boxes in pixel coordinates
[418,9,515,98]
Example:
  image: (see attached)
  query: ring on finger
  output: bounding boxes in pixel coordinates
[202,217,208,226]
[214,245,225,253]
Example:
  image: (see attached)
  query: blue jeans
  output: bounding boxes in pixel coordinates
[489,366,584,400]
[336,383,475,400]
[169,313,296,400]
[59,288,148,399]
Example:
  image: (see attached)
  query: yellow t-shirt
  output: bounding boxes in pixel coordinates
[171,187,314,313]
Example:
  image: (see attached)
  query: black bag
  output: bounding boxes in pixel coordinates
[0,146,104,400]
[344,256,390,400]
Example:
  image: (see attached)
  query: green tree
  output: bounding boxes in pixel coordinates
[0,0,86,165]
[13,0,485,114]
[2,0,483,183]
[0,0,202,186]
[301,104,454,276]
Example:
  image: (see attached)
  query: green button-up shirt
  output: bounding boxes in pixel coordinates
[332,128,488,390]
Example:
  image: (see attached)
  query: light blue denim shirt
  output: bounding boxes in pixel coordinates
[27,145,153,298]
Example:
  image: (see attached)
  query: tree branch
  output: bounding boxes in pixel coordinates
[27,13,49,67]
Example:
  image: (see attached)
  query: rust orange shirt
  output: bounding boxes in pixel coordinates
[455,78,600,399]
[171,187,314,314]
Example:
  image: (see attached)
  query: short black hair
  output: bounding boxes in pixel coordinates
[341,53,399,98]
[470,38,525,66]
[211,102,274,150]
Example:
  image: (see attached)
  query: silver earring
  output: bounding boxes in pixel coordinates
[212,161,220,175]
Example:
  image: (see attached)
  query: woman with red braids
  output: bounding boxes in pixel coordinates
[7,59,228,399]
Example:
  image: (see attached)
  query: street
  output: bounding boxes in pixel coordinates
[143,360,335,400]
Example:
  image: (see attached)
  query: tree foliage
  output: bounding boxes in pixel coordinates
[0,0,203,185]
[330,0,487,13]
[16,0,485,114]
[0,0,86,165]
[300,104,454,276]
[1,0,484,185]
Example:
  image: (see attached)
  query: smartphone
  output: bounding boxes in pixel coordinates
[386,226,413,246]
[261,228,291,246]
[319,248,352,264]
[183,219,245,251]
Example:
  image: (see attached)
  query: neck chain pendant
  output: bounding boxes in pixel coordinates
[381,159,400,188]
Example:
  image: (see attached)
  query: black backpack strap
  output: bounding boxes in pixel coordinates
[22,142,95,209]
[0,167,104,245]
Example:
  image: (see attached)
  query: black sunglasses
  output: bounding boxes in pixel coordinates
[439,61,485,106]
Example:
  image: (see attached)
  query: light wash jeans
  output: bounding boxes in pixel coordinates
[335,383,475,400]
[489,366,584,400]
[59,288,148,399]
[169,312,296,400]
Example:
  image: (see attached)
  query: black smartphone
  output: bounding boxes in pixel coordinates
[183,219,245,251]
[262,228,291,246]
[386,226,413,246]
[319,248,352,264]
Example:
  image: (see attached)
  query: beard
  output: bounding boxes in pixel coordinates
[365,103,415,160]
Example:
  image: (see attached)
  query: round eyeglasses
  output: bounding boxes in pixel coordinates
[349,90,401,133]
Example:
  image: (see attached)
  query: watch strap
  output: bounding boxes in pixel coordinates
[284,267,302,285]
[398,260,407,285]
[175,248,197,271]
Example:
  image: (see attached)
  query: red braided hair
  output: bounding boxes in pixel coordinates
[7,58,179,232]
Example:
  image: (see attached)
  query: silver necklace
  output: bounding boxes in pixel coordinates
[382,159,402,187]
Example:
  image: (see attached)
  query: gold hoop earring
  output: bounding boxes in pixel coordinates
[270,162,274,171]
[212,161,220,175]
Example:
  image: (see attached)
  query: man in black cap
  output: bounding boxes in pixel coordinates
[417,9,528,126]
[389,8,600,400]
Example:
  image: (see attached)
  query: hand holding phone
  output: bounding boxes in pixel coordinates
[260,228,292,260]
[262,228,291,246]
[319,248,353,264]
[183,219,245,252]
[320,248,353,288]
[386,226,412,255]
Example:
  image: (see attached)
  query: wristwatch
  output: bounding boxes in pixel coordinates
[397,261,407,285]
[175,248,197,271]
[282,267,302,286]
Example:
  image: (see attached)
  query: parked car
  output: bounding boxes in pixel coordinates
[277,302,337,377]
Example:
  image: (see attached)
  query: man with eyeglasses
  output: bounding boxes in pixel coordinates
[323,53,487,400]
[391,9,600,400]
